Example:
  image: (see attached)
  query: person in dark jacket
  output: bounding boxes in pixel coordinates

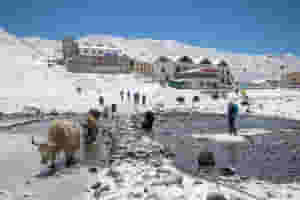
[142,111,155,132]
[142,94,146,105]
[82,109,101,145]
[127,90,131,102]
[120,90,124,102]
[227,99,239,136]
[99,96,104,106]
[134,92,140,105]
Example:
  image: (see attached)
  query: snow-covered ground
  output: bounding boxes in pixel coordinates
[148,86,300,121]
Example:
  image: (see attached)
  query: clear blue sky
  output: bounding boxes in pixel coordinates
[1,0,299,56]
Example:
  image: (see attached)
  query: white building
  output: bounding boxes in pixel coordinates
[63,38,131,74]
[153,56,177,81]
[153,55,234,88]
[174,67,221,89]
[78,45,122,57]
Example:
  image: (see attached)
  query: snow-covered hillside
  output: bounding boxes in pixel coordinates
[0,29,95,113]
[1,28,300,118]
[21,37,62,59]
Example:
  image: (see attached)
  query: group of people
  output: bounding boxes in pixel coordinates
[96,86,241,137]
[120,89,147,105]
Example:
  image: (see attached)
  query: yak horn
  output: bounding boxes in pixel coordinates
[31,136,39,146]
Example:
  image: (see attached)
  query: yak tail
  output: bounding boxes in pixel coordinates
[31,136,38,146]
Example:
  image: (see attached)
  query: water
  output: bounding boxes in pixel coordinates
[156,114,300,179]
[159,114,300,134]
[239,83,249,90]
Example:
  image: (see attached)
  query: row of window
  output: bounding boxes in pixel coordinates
[199,81,218,88]
[135,64,153,73]
[160,66,182,73]
[79,48,121,56]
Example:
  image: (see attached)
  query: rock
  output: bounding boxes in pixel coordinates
[239,185,247,190]
[84,187,91,192]
[114,177,124,184]
[266,191,277,198]
[156,168,171,175]
[106,168,120,178]
[220,167,236,176]
[90,182,102,190]
[197,152,215,167]
[49,109,59,116]
[144,188,149,193]
[127,151,136,158]
[100,185,110,193]
[0,190,9,196]
[240,176,249,181]
[287,193,293,198]
[151,160,163,168]
[161,174,183,186]
[193,180,203,185]
[131,192,143,198]
[88,167,98,174]
[255,181,263,185]
[23,192,33,198]
[206,192,227,200]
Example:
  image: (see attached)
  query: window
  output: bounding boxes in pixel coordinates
[207,81,212,88]
[213,82,217,88]
[199,81,204,87]
[98,50,103,55]
[161,67,166,73]
[84,49,88,54]
[92,49,96,55]
[176,66,181,73]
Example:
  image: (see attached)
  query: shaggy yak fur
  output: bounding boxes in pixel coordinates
[32,120,82,169]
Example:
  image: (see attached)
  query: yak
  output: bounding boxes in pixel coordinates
[32,120,81,169]
[32,109,100,169]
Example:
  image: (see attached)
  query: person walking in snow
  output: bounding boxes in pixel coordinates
[99,96,104,106]
[120,89,124,102]
[127,90,131,102]
[142,94,146,105]
[227,99,239,136]
[134,92,140,105]
[142,110,155,137]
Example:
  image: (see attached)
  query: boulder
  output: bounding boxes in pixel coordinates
[197,151,215,167]
[212,93,219,100]
[90,182,101,190]
[206,192,227,200]
[176,96,185,104]
[88,167,98,174]
[219,167,236,176]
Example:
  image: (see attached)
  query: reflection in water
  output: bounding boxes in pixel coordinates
[156,115,300,179]
[157,131,300,178]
